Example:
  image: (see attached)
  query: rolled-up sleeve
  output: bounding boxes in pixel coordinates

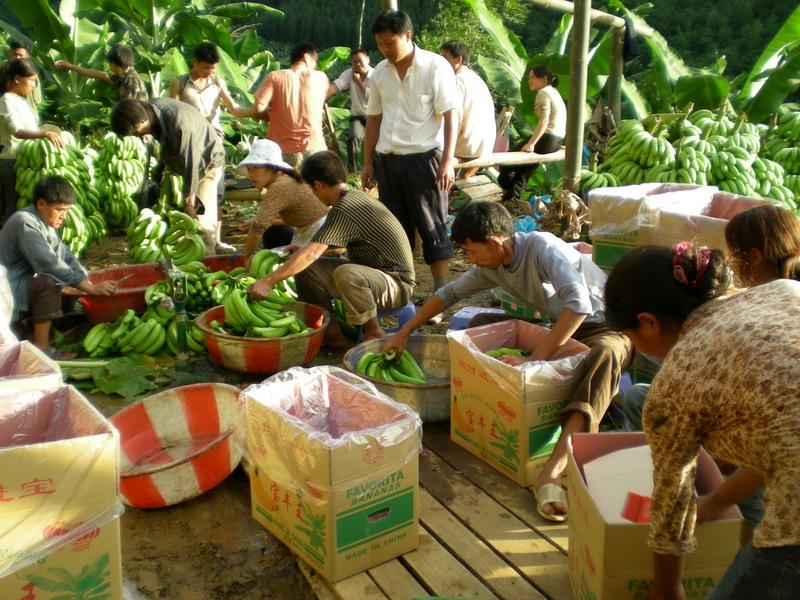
[20,221,86,286]
[436,267,494,309]
[644,384,702,556]
[537,246,594,316]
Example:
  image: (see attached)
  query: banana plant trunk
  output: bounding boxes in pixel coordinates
[563,0,592,192]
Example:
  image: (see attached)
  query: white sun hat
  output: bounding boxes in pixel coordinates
[237,139,294,173]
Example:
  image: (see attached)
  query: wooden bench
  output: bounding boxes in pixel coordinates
[454,149,566,170]
[301,422,571,600]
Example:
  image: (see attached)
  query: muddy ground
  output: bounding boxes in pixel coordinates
[77,198,496,600]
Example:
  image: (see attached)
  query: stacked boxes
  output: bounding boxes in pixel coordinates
[567,433,740,600]
[245,367,422,582]
[447,320,589,486]
[0,384,122,599]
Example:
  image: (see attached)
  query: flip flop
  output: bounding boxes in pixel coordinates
[535,482,568,522]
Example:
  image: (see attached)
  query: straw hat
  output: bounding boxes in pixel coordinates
[237,139,294,173]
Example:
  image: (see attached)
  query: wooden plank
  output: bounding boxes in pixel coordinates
[455,149,566,170]
[419,489,546,600]
[462,183,504,202]
[224,187,261,202]
[423,425,569,553]
[367,559,428,600]
[419,447,571,600]
[401,528,500,599]
[297,557,388,600]
[454,174,493,189]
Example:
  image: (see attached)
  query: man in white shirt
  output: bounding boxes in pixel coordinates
[440,41,496,180]
[327,48,373,171]
[361,10,458,299]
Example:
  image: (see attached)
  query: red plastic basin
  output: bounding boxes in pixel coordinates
[195,302,329,374]
[81,254,245,324]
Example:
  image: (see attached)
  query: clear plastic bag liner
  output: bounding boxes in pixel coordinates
[589,183,718,237]
[243,366,422,492]
[447,319,590,400]
[0,341,62,393]
[0,265,16,348]
[0,386,120,578]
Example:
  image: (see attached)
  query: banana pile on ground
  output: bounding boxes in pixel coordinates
[127,208,168,263]
[218,288,312,338]
[83,310,165,357]
[248,249,298,299]
[355,349,428,384]
[597,107,799,212]
[14,136,106,254]
[94,133,147,229]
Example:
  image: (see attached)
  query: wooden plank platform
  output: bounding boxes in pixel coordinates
[455,149,566,170]
[452,174,504,204]
[301,422,571,600]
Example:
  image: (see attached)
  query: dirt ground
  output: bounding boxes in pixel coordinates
[77,199,495,600]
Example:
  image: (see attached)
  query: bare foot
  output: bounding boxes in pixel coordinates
[535,475,567,519]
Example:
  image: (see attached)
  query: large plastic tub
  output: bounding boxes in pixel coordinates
[195,302,329,374]
[81,254,245,323]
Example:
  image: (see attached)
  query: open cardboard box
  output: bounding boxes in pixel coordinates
[448,320,589,486]
[0,386,120,579]
[0,514,122,600]
[0,341,62,393]
[567,432,741,600]
[245,367,421,582]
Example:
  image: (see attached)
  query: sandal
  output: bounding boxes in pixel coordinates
[535,482,568,522]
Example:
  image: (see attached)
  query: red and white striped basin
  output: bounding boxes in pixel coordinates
[194,302,329,374]
[110,383,243,509]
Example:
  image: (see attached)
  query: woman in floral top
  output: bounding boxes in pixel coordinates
[604,243,800,600]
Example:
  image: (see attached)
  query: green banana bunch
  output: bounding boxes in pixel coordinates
[161,210,205,264]
[601,119,675,185]
[773,148,800,177]
[94,133,147,230]
[355,349,428,384]
[166,318,206,355]
[708,151,758,196]
[157,173,185,212]
[116,318,166,355]
[249,249,283,279]
[127,208,168,262]
[331,298,360,340]
[59,203,92,256]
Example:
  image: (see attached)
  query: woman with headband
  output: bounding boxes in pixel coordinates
[604,243,800,600]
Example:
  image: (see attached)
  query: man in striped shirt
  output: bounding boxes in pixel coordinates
[248,151,415,349]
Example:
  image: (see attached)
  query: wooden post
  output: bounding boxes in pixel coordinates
[380,0,397,9]
[562,0,592,193]
[607,26,625,123]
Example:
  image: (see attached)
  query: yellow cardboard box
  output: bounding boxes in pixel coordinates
[245,368,421,582]
[567,433,740,600]
[0,515,122,600]
[0,386,120,578]
[447,320,589,487]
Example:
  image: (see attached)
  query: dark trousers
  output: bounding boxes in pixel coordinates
[27,275,74,324]
[497,133,563,200]
[374,149,453,265]
[262,225,294,249]
[0,158,19,222]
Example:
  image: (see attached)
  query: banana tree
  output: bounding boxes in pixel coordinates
[73,0,283,99]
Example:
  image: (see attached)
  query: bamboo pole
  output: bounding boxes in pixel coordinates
[607,26,625,123]
[380,0,397,10]
[562,0,592,193]
[526,0,653,37]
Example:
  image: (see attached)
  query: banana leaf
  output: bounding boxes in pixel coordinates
[673,73,730,112]
[544,14,573,56]
[738,5,800,101]
[211,3,284,19]
[5,0,72,57]
[477,55,523,105]
[608,0,691,81]
[462,0,527,81]
[621,78,650,119]
[317,47,351,74]
[739,47,800,123]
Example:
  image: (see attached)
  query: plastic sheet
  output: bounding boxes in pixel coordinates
[0,265,16,348]
[0,341,62,393]
[0,386,120,578]
[588,183,718,237]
